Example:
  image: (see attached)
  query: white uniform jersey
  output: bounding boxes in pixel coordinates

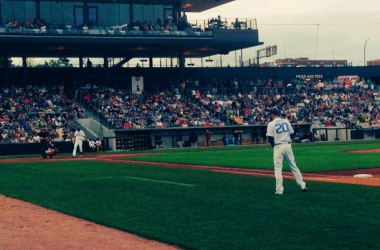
[266,117,294,145]
[95,140,102,146]
[74,130,86,141]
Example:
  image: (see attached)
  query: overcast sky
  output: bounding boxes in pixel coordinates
[188,0,380,66]
[14,0,380,68]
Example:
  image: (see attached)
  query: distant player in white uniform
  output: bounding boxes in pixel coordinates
[95,138,102,153]
[266,108,307,194]
[73,126,86,157]
[89,139,96,151]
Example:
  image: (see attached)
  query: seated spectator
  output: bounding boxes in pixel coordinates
[83,24,89,31]
[40,24,47,33]
[156,18,162,26]
[70,23,77,33]
[166,14,173,26]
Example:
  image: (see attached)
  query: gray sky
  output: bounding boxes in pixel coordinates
[188,0,380,66]
[14,0,380,68]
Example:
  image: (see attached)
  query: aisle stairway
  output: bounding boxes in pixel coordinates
[72,111,115,139]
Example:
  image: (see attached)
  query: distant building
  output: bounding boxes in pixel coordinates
[268,58,348,67]
[367,59,380,66]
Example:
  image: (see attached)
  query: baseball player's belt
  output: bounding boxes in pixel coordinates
[274,142,291,146]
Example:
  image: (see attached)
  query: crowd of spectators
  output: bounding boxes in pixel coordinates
[1,75,378,145]
[3,13,243,35]
[3,16,186,34]
[121,12,192,33]
[0,85,85,144]
[6,18,48,32]
[84,76,380,130]
[3,10,221,35]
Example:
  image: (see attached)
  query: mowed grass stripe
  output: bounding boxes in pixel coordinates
[80,175,196,187]
[128,141,380,172]
[0,160,380,250]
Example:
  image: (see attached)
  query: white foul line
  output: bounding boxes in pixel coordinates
[213,170,337,181]
[80,176,196,187]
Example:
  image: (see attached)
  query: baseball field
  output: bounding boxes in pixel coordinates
[1,140,380,250]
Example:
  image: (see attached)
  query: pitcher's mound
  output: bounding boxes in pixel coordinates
[353,174,374,178]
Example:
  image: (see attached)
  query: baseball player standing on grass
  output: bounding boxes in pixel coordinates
[266,108,307,195]
[72,126,86,157]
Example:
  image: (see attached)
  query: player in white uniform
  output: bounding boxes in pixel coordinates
[89,139,96,151]
[95,138,102,153]
[266,108,307,194]
[72,126,86,157]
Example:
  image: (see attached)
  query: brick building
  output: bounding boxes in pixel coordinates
[368,59,380,66]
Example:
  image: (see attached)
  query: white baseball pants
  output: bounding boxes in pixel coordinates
[273,144,306,194]
[73,140,83,156]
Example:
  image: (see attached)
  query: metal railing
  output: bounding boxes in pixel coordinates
[0,17,257,37]
[312,127,380,142]
[242,58,258,67]
[188,18,257,31]
[312,127,350,142]
[103,131,267,151]
[0,26,208,37]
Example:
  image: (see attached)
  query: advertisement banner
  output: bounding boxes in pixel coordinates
[131,76,143,94]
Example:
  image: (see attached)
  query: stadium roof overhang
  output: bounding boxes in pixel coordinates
[7,0,236,13]
[181,0,236,12]
[0,30,261,58]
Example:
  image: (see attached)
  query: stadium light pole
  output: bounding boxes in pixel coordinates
[332,49,335,67]
[364,38,370,66]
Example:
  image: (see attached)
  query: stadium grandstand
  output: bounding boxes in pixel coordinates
[0,0,261,85]
[1,0,380,154]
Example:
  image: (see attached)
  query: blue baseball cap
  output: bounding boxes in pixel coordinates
[267,108,279,115]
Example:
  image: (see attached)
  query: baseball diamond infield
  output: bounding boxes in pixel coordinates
[1,148,380,249]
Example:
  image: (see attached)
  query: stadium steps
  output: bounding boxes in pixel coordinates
[73,112,115,139]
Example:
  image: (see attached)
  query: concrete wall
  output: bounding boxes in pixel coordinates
[77,118,115,138]
[2,66,379,87]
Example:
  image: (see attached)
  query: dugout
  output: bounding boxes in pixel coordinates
[104,123,312,150]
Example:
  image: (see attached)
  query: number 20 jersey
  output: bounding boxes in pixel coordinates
[266,118,294,145]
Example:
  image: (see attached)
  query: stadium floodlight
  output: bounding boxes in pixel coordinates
[187,58,195,67]
[140,58,148,67]
[364,38,370,66]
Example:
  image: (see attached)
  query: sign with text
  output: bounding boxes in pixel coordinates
[296,75,323,79]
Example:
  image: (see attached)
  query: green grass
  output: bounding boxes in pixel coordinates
[129,141,380,172]
[1,160,380,250]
